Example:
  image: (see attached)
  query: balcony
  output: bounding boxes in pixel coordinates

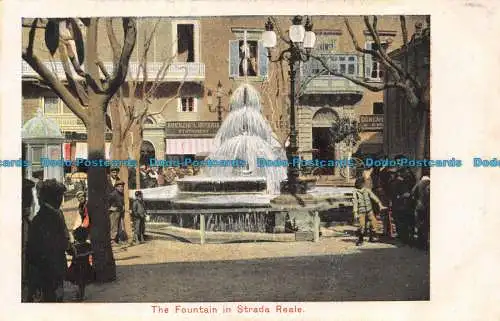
[300,54,364,106]
[303,77,363,95]
[44,113,86,133]
[22,61,205,82]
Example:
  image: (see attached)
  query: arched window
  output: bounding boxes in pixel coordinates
[143,116,155,125]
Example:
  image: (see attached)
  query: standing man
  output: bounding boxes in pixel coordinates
[132,191,147,244]
[106,167,121,194]
[22,178,35,301]
[388,156,417,245]
[26,179,70,302]
[412,174,430,250]
[108,181,125,245]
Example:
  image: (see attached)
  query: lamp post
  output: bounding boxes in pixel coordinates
[261,16,316,194]
[207,80,232,124]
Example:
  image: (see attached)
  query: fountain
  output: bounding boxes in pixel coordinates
[176,83,287,195]
[132,31,354,236]
[135,82,353,234]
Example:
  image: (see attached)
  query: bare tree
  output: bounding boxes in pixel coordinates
[310,16,430,178]
[106,18,187,241]
[260,59,290,147]
[22,17,137,282]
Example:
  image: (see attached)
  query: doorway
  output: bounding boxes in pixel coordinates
[311,108,338,176]
[312,127,335,175]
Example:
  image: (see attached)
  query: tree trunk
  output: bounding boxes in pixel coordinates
[110,101,133,244]
[87,94,116,282]
[131,126,143,190]
[111,141,133,244]
[414,104,429,180]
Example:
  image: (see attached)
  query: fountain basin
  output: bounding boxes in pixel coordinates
[176,176,267,193]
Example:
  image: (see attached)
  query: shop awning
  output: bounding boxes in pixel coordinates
[166,138,216,155]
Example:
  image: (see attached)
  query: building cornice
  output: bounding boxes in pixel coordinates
[315,29,343,36]
[363,30,397,37]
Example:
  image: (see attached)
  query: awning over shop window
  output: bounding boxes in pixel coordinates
[166,138,215,155]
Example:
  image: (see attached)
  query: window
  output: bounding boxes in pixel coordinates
[62,104,72,114]
[43,97,59,114]
[31,146,45,166]
[373,102,384,115]
[177,24,194,62]
[304,54,358,77]
[143,117,155,125]
[172,20,199,63]
[178,97,197,112]
[229,30,268,78]
[364,41,388,80]
[238,40,258,76]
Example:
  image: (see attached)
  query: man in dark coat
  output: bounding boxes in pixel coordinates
[132,191,147,244]
[22,178,35,301]
[106,167,121,195]
[26,179,70,302]
[412,175,430,250]
[388,157,417,245]
[108,180,125,244]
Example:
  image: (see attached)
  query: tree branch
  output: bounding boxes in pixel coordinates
[106,18,137,96]
[106,18,121,63]
[22,51,89,124]
[147,78,184,117]
[26,18,38,57]
[58,45,89,106]
[96,60,111,80]
[364,16,422,89]
[344,18,376,55]
[363,16,403,83]
[400,16,408,46]
[84,19,107,95]
[310,54,401,92]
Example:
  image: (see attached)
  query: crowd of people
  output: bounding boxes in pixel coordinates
[20,155,429,302]
[351,155,431,250]
[131,164,201,188]
[21,165,158,302]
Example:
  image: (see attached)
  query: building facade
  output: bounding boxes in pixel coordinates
[22,15,427,175]
[383,20,430,159]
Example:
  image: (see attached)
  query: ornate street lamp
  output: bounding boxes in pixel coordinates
[261,16,316,194]
[207,80,232,123]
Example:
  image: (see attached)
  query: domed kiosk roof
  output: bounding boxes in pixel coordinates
[22,109,64,140]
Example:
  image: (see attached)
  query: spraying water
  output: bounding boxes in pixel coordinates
[200,83,287,194]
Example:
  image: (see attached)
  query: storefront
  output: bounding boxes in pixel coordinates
[357,114,384,156]
[164,121,220,161]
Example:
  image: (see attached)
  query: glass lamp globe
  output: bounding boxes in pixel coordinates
[303,31,316,49]
[289,24,305,43]
[262,30,277,48]
[289,16,305,43]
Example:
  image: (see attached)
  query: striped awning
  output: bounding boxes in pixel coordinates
[166,138,215,155]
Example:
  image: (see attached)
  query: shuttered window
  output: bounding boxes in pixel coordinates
[229,37,268,78]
